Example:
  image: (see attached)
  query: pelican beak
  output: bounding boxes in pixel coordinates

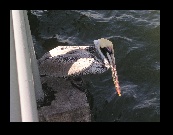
[106,48,121,96]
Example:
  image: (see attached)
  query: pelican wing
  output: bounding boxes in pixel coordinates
[48,46,95,56]
[38,45,108,77]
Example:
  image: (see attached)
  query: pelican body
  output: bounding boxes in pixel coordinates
[38,38,121,96]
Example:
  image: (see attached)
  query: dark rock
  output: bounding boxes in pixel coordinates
[38,77,91,122]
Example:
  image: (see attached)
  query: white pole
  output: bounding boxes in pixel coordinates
[10,10,22,122]
[12,10,38,122]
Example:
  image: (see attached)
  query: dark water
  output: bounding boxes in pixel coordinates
[28,10,160,122]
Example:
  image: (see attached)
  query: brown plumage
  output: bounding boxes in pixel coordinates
[38,45,109,77]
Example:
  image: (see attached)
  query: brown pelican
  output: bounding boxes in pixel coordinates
[38,38,121,96]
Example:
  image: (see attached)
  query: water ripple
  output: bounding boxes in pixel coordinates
[106,35,133,42]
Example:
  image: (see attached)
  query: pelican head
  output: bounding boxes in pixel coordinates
[94,38,121,96]
[94,38,115,69]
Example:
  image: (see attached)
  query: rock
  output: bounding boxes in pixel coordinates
[38,77,91,122]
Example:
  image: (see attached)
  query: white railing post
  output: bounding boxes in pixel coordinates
[11,10,41,122]
[10,10,22,122]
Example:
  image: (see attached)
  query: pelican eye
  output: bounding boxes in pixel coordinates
[100,47,112,64]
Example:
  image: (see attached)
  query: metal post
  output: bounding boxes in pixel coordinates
[11,10,39,122]
[10,10,22,122]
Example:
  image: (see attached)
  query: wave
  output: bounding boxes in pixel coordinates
[106,35,133,42]
[72,10,115,22]
[133,98,160,115]
[30,10,47,17]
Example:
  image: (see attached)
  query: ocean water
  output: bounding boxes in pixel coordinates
[28,10,160,122]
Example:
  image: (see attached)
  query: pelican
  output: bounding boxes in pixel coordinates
[38,38,121,96]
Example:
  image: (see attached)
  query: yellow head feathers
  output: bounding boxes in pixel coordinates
[98,38,113,48]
